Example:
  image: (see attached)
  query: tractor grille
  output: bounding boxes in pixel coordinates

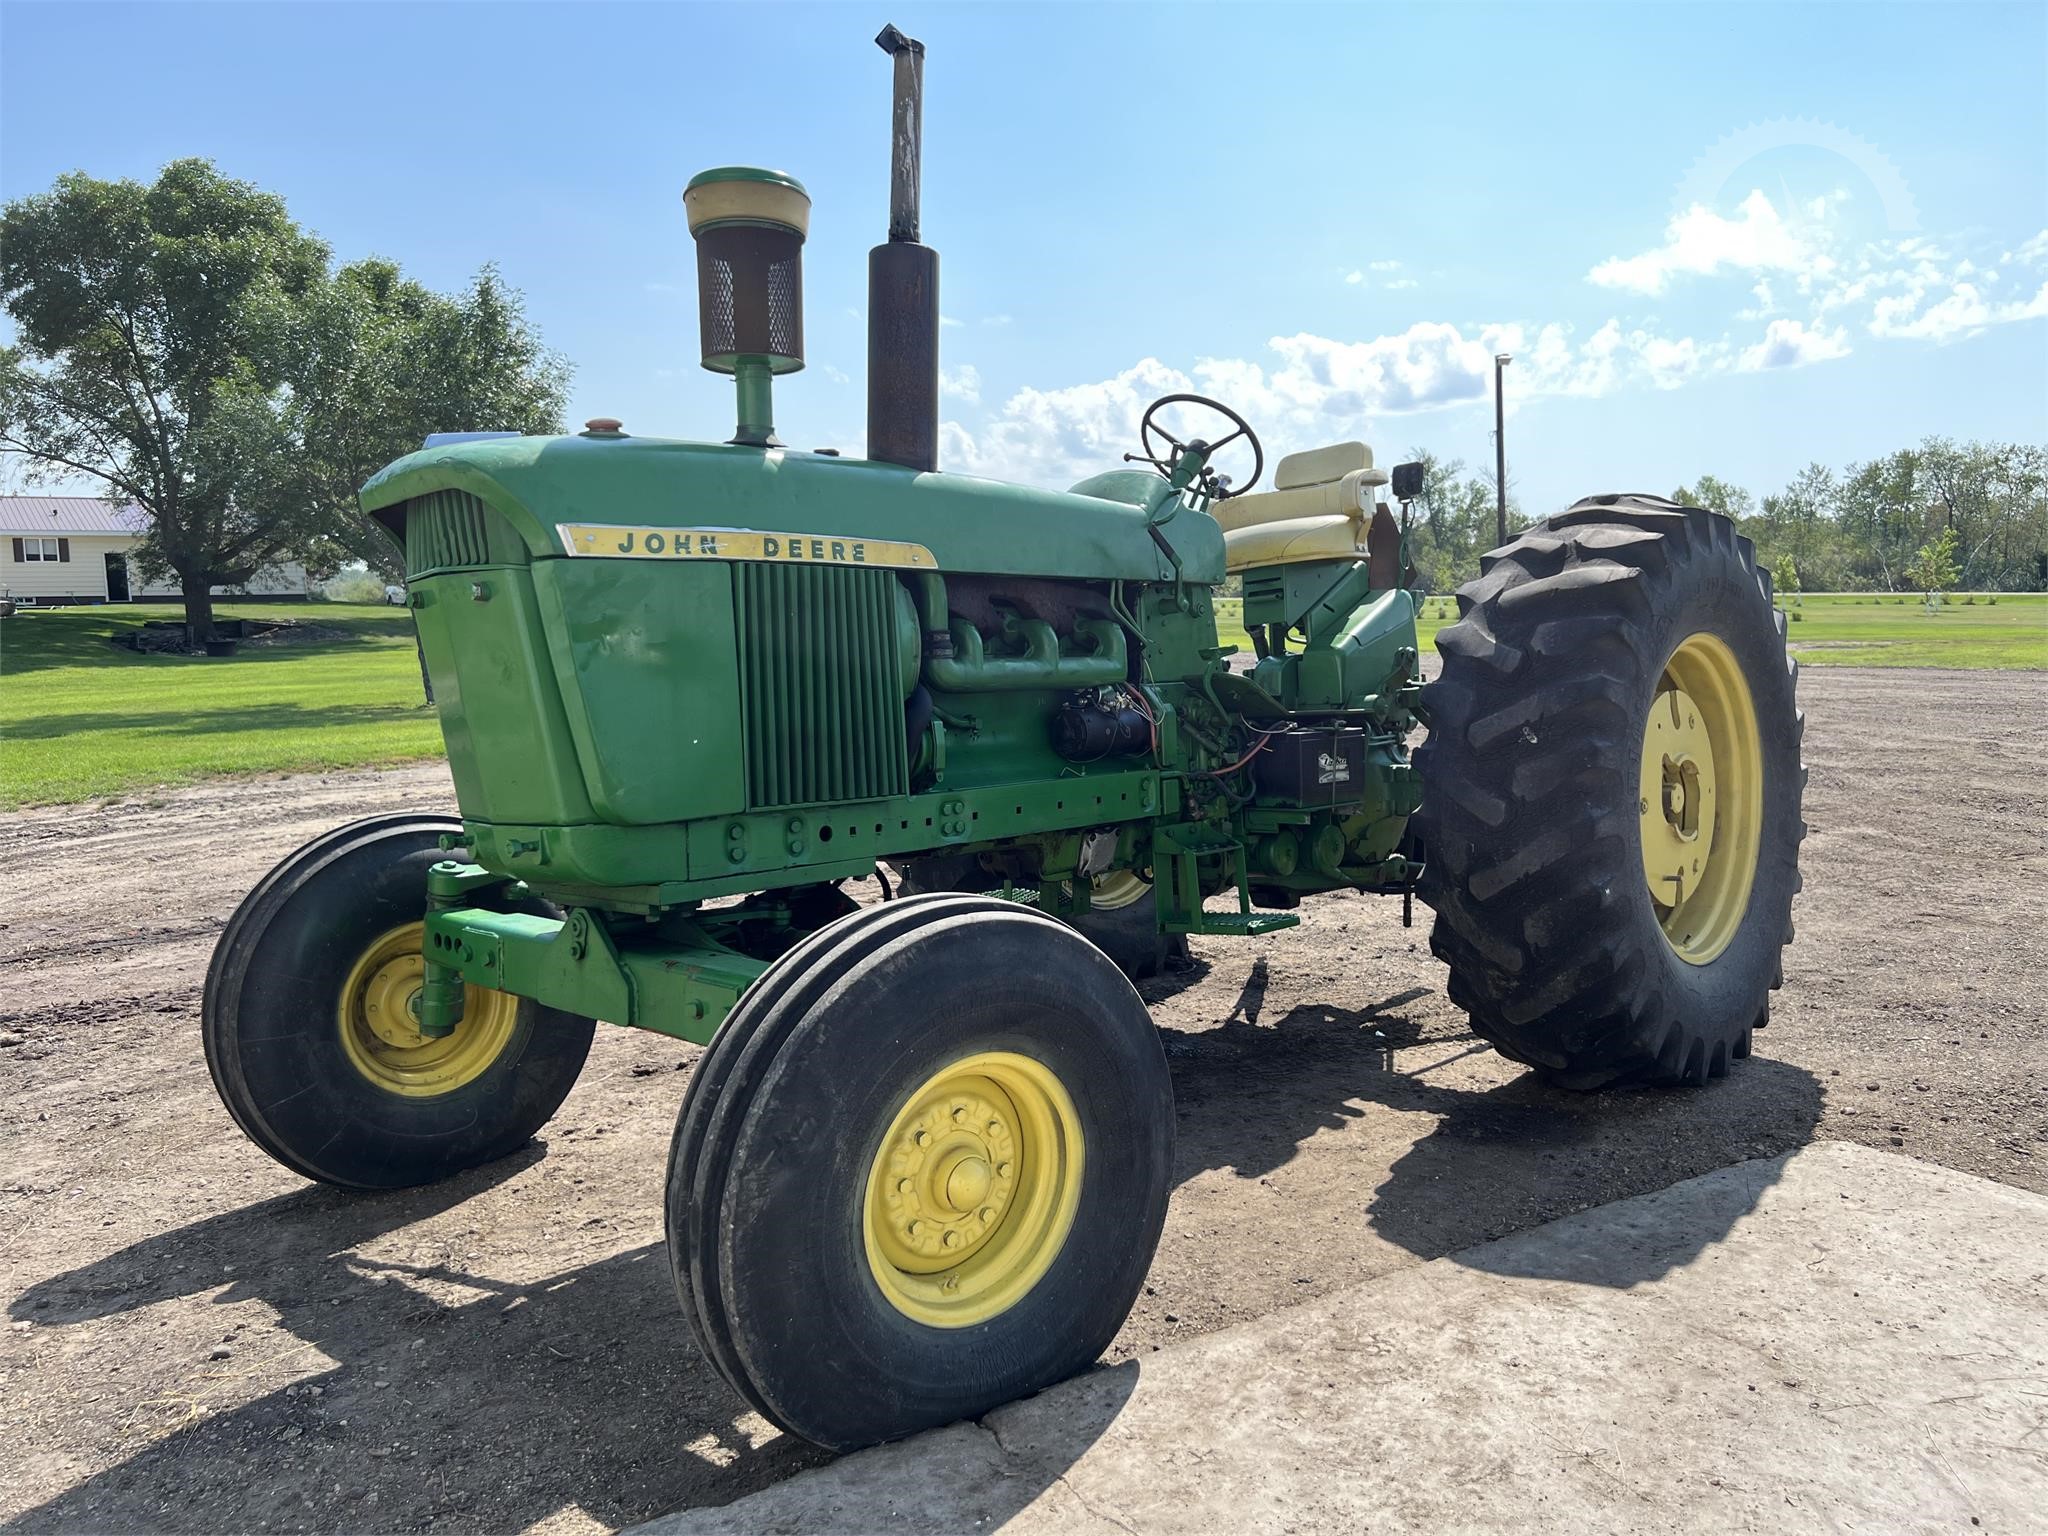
[734,562,908,809]
[405,490,521,575]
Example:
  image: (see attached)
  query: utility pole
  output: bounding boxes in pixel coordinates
[1493,352,1513,547]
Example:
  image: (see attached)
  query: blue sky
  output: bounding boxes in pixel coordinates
[4,1,2045,512]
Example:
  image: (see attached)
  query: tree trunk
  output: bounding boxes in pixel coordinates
[182,581,216,644]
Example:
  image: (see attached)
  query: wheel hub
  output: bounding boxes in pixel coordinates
[873,1085,1020,1270]
[1641,684,1717,903]
[1637,633,1765,965]
[360,952,430,1049]
[862,1051,1085,1328]
[338,922,521,1097]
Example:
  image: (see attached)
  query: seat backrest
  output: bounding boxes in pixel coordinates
[1274,441,1374,490]
[1212,440,1390,534]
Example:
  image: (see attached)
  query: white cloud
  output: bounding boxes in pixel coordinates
[1345,260,1415,291]
[1739,318,1851,371]
[941,357,1193,487]
[1343,260,1409,290]
[1592,192,2044,350]
[2006,230,2048,265]
[939,314,964,329]
[1869,279,2048,341]
[1814,230,2048,343]
[982,314,1014,327]
[822,363,851,385]
[1590,190,1832,295]
[939,364,981,404]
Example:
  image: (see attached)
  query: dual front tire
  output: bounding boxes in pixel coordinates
[667,894,1174,1450]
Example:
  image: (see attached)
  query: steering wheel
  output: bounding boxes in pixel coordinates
[1127,393,1264,501]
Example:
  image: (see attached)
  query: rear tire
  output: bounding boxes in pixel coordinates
[667,894,1173,1450]
[203,817,597,1189]
[1414,495,1804,1089]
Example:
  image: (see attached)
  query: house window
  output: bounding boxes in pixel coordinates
[27,539,60,561]
[12,537,68,562]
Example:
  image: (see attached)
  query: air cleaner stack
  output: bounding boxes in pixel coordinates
[684,166,810,447]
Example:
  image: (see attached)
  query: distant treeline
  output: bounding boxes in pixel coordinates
[1401,437,2048,594]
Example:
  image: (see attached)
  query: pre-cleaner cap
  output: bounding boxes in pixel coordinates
[684,167,809,376]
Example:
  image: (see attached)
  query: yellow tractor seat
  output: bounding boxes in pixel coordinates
[1217,441,1389,574]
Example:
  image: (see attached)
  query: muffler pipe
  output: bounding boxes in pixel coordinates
[867,24,940,473]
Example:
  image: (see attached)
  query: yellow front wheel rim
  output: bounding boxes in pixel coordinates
[338,922,521,1097]
[863,1051,1085,1328]
[1639,632,1763,964]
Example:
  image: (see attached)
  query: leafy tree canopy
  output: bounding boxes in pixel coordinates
[2,159,568,636]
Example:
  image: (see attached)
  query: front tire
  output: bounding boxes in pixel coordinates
[667,894,1173,1450]
[1414,496,1804,1089]
[202,816,597,1189]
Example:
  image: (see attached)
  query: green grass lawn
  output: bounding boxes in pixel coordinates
[1,603,443,808]
[1225,591,2048,672]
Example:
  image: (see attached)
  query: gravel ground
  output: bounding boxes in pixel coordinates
[2,665,2043,1534]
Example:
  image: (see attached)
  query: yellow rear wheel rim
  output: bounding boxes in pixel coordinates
[1639,632,1763,964]
[863,1051,1085,1328]
[1089,870,1152,912]
[338,922,521,1097]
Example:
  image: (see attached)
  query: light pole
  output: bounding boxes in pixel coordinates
[1493,352,1513,547]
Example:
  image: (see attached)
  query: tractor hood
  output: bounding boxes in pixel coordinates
[362,432,1224,586]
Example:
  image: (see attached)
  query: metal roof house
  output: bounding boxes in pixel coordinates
[0,498,311,605]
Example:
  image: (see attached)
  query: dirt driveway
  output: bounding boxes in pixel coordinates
[3,666,2043,1534]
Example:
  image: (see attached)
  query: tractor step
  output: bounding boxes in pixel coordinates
[1166,909,1300,938]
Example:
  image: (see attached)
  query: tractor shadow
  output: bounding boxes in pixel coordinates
[4,1147,828,1534]
[1157,955,1827,1287]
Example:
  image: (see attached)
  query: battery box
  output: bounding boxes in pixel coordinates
[1252,725,1367,808]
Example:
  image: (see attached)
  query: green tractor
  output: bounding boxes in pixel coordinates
[203,27,1803,1451]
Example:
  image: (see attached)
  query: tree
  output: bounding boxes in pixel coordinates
[1836,448,1927,591]
[1672,474,1757,521]
[1399,449,1499,594]
[1757,462,1844,589]
[1,161,326,638]
[1903,525,1960,597]
[291,259,569,578]
[2,160,568,637]
[1916,437,2048,592]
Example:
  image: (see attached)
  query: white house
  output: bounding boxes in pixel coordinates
[0,498,311,605]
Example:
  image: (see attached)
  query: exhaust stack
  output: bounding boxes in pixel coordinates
[867,24,939,472]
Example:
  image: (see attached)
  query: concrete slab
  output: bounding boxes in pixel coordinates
[636,1143,2048,1535]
